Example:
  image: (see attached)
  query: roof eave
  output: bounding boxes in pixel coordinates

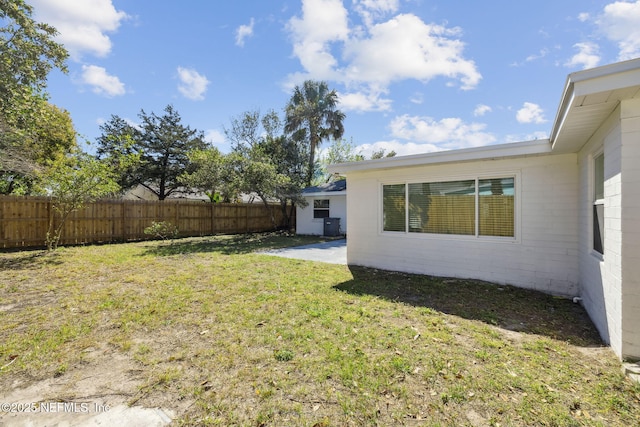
[301,190,347,197]
[328,139,552,174]
[550,58,640,152]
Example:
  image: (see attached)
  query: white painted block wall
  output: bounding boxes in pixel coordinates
[296,195,347,236]
[345,153,580,296]
[620,98,640,360]
[577,106,622,355]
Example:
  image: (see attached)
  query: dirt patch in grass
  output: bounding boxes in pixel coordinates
[1,233,639,426]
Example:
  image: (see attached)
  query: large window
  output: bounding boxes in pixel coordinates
[313,199,330,218]
[408,180,475,235]
[383,177,515,238]
[383,184,406,231]
[593,153,604,254]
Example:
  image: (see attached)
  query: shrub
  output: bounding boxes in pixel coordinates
[144,221,179,240]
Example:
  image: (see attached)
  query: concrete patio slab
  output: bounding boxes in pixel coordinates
[259,239,347,264]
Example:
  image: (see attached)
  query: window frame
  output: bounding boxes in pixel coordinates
[380,173,519,242]
[313,199,330,219]
[592,151,605,257]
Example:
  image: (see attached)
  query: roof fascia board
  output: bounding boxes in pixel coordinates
[570,57,640,84]
[573,67,640,97]
[302,191,346,197]
[549,78,574,147]
[328,139,552,174]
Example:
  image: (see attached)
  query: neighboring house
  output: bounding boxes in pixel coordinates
[329,58,640,361]
[122,184,209,201]
[296,179,347,236]
[123,184,266,204]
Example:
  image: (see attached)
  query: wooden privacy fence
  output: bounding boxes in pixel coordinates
[0,196,292,249]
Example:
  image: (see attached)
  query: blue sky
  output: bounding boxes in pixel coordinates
[29,0,640,156]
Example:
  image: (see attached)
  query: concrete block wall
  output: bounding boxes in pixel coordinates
[577,104,623,355]
[345,153,580,296]
[296,195,347,236]
[620,98,640,360]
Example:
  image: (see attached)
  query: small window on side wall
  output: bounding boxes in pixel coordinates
[313,199,330,218]
[593,152,604,255]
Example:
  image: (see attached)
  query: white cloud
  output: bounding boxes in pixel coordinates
[286,0,350,81]
[516,102,546,124]
[343,14,481,90]
[235,18,255,47]
[204,129,230,152]
[473,104,492,117]
[389,114,496,150]
[565,42,601,69]
[597,0,640,60]
[285,1,481,111]
[505,131,549,143]
[205,129,225,144]
[338,90,392,112]
[525,48,549,62]
[356,140,440,157]
[123,117,141,131]
[30,0,128,59]
[578,12,591,22]
[176,67,210,101]
[410,92,424,104]
[353,0,399,27]
[80,65,125,97]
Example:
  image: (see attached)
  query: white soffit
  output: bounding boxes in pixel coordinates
[551,59,640,153]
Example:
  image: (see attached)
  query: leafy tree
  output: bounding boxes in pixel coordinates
[284,80,345,186]
[258,117,308,228]
[137,105,207,200]
[316,138,363,184]
[1,100,77,194]
[0,0,72,194]
[96,105,207,200]
[371,148,397,159]
[179,147,239,203]
[227,152,288,227]
[35,152,119,250]
[0,0,68,119]
[96,115,141,190]
[224,109,308,229]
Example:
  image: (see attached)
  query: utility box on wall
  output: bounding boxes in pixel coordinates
[324,217,341,237]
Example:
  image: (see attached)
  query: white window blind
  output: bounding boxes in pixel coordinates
[408,180,475,235]
[383,177,515,238]
[383,184,406,232]
[479,178,514,237]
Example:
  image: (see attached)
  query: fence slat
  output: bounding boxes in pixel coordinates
[0,196,293,249]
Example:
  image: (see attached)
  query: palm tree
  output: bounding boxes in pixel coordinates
[284,80,345,186]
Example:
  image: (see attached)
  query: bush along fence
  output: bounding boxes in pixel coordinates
[0,196,293,249]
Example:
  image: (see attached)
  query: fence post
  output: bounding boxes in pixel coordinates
[175,200,179,236]
[214,203,215,234]
[0,198,4,248]
[121,199,127,242]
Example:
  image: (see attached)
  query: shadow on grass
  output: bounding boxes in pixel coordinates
[335,266,603,347]
[140,232,332,257]
[0,250,63,270]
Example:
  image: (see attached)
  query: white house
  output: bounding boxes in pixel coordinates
[296,179,347,236]
[329,59,640,361]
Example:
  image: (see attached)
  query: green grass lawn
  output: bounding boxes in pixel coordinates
[1,233,639,426]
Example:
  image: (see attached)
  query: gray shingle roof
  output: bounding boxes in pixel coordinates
[302,179,346,194]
